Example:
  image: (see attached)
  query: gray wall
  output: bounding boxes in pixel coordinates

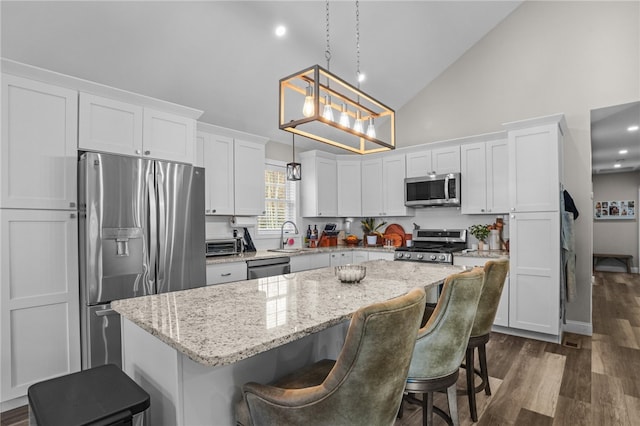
[592,172,640,269]
[394,1,640,325]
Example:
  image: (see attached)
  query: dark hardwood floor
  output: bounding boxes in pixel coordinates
[396,271,640,426]
[2,271,638,426]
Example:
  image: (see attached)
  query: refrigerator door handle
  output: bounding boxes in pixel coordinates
[95,308,118,317]
[147,163,157,295]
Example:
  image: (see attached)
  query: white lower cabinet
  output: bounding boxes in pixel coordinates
[352,251,369,264]
[0,209,80,403]
[206,262,248,285]
[289,253,331,273]
[367,251,395,261]
[453,256,509,327]
[330,251,353,267]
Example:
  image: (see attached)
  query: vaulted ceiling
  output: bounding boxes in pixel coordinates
[1,1,523,152]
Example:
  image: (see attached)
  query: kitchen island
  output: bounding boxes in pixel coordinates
[112,260,462,425]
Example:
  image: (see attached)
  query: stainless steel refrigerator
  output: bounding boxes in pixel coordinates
[79,152,206,369]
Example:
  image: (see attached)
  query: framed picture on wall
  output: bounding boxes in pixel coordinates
[594,200,635,220]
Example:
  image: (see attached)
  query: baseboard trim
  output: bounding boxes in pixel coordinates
[563,320,592,336]
[1,395,27,413]
[594,265,638,274]
[491,325,561,344]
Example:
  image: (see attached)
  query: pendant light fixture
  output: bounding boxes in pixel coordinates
[286,132,302,181]
[279,0,395,155]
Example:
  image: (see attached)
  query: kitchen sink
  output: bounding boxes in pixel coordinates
[267,248,310,254]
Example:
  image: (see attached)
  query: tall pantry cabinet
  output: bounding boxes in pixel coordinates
[504,114,565,340]
[1,74,81,404]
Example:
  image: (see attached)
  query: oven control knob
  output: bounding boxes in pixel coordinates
[405,253,411,259]
[416,254,424,260]
[439,254,447,261]
[396,253,403,259]
[430,254,437,261]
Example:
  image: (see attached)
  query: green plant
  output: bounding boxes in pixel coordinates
[469,224,490,242]
[361,217,387,236]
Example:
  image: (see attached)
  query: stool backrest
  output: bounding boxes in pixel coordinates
[471,259,510,337]
[408,268,485,380]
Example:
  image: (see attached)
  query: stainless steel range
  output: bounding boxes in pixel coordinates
[394,229,467,264]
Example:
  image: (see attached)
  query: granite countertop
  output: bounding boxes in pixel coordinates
[455,250,510,259]
[112,260,462,367]
[206,246,397,265]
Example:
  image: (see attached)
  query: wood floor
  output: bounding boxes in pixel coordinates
[1,271,638,426]
[395,271,640,426]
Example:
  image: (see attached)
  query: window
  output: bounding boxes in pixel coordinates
[257,162,297,233]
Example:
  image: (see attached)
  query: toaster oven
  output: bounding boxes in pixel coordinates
[206,238,242,257]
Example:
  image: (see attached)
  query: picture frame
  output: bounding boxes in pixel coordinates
[594,200,635,220]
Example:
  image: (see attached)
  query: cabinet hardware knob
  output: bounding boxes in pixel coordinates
[212,209,216,213]
[135,149,141,155]
[221,273,231,276]
[481,209,485,212]
[70,213,76,219]
[511,207,515,211]
[318,212,322,216]
[70,202,76,208]
[144,150,151,155]
[206,209,210,213]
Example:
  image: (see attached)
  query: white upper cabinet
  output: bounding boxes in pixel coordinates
[507,121,563,213]
[337,158,362,217]
[79,93,196,164]
[1,75,78,210]
[406,146,460,178]
[362,154,411,217]
[300,151,338,217]
[234,139,266,216]
[461,138,508,214]
[143,108,195,164]
[197,125,266,217]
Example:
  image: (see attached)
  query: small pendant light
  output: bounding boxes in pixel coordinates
[286,133,302,181]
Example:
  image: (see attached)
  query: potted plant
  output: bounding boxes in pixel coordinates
[469,224,490,250]
[361,217,387,246]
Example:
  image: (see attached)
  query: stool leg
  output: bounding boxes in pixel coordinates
[478,343,491,396]
[423,392,434,426]
[466,347,478,422]
[447,383,459,426]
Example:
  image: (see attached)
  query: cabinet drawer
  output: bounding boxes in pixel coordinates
[206,262,247,285]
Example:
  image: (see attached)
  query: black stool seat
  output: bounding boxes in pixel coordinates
[28,364,150,426]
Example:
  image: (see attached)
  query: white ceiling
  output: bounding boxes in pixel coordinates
[1,0,523,153]
[591,101,640,175]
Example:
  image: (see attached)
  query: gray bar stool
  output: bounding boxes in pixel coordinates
[28,364,149,426]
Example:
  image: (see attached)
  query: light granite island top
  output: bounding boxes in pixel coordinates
[112,259,462,367]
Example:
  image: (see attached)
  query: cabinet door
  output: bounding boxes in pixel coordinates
[330,251,353,267]
[1,209,80,401]
[206,262,247,285]
[143,108,195,164]
[361,158,383,217]
[367,251,395,261]
[315,157,338,217]
[508,124,561,213]
[432,146,461,174]
[382,154,410,216]
[337,160,361,217]
[234,139,265,216]
[406,150,432,178]
[79,93,143,157]
[460,142,487,214]
[2,75,78,210]
[203,134,235,215]
[352,251,369,264]
[508,211,560,335]
[486,139,509,214]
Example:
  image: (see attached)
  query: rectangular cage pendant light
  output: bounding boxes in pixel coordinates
[279,65,395,155]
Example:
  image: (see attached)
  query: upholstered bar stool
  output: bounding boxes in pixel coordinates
[236,287,426,426]
[463,258,509,422]
[27,364,150,426]
[402,268,485,426]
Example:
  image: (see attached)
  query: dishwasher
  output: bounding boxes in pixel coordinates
[246,257,291,279]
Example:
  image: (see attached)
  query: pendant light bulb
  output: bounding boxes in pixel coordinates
[366,117,376,139]
[322,96,334,121]
[339,103,350,128]
[302,85,315,117]
[353,110,364,133]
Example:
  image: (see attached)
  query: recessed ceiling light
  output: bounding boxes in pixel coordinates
[628,125,639,132]
[275,25,286,37]
[357,73,366,83]
[614,163,622,168]
[619,149,628,155]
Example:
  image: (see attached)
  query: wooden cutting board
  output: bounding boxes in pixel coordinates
[383,224,406,247]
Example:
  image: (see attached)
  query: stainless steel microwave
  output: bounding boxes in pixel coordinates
[404,173,461,207]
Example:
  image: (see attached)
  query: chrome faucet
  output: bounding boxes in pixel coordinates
[280,221,299,249]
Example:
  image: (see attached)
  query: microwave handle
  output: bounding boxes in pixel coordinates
[444,175,450,200]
